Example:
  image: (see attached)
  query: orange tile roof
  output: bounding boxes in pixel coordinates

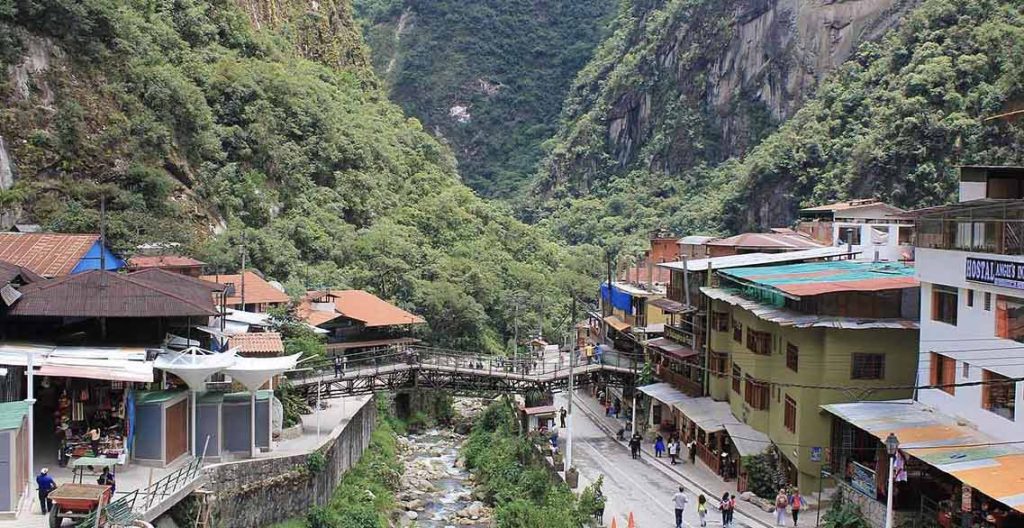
[228,332,285,357]
[127,255,205,270]
[199,271,290,306]
[298,290,425,328]
[0,233,100,277]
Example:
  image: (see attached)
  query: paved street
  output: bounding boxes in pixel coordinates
[554,391,776,528]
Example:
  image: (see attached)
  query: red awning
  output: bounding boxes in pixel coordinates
[647,338,699,362]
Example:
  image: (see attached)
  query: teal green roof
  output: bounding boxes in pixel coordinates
[0,401,30,430]
[719,260,917,297]
[223,390,272,403]
[135,390,187,405]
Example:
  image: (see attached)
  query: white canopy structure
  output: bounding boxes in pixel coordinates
[155,347,238,455]
[224,353,301,457]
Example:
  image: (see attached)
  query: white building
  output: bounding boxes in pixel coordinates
[914,166,1024,442]
[797,199,914,262]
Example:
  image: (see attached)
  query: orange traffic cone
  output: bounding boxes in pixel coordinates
[627,512,636,528]
[610,518,618,528]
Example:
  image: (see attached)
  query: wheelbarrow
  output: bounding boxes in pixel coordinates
[47,483,112,528]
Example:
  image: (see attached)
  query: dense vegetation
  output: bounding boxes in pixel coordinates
[354,0,617,198]
[462,400,604,528]
[0,0,600,352]
[530,0,1024,246]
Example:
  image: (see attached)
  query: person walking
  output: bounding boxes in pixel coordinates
[668,437,679,464]
[673,486,689,528]
[689,439,698,464]
[697,494,708,527]
[629,433,642,459]
[36,468,56,515]
[97,466,116,493]
[775,489,789,526]
[559,406,567,428]
[728,494,737,526]
[720,492,731,527]
[654,435,665,458]
[333,355,341,377]
[790,489,804,526]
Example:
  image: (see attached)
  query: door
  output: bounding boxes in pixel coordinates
[165,400,188,463]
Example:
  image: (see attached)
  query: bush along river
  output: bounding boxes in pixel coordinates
[395,399,493,527]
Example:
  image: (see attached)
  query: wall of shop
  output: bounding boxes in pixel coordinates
[201,396,377,528]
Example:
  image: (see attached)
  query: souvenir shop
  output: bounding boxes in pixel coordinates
[35,376,134,468]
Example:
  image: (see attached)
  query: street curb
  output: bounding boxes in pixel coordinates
[572,395,775,528]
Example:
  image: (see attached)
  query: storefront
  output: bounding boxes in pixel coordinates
[671,397,735,477]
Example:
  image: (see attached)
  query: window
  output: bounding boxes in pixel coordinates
[839,227,862,246]
[710,352,728,377]
[930,353,957,395]
[784,396,797,433]
[744,376,770,410]
[967,289,974,308]
[932,285,958,325]
[732,365,741,393]
[963,362,970,379]
[786,343,799,372]
[732,318,743,343]
[851,353,885,380]
[712,311,729,332]
[747,329,772,356]
[995,295,1024,343]
[985,292,992,311]
[898,226,914,245]
[982,369,1016,421]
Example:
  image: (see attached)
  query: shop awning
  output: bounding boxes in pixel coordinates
[0,344,156,382]
[637,383,690,406]
[823,400,1024,513]
[646,338,699,361]
[522,405,557,416]
[672,397,736,433]
[724,422,770,457]
[603,315,631,332]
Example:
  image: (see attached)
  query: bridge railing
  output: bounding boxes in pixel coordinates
[286,343,642,386]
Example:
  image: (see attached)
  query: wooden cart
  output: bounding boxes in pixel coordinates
[47,483,112,528]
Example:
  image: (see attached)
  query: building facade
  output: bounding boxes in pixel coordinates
[797,200,914,263]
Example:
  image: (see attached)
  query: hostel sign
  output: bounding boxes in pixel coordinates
[965,257,1024,290]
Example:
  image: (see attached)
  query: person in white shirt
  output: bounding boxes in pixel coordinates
[673,486,689,528]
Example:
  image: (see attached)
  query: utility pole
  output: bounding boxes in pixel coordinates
[513,301,519,360]
[239,231,247,310]
[604,250,614,344]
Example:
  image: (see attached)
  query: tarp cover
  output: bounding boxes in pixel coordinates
[600,282,634,315]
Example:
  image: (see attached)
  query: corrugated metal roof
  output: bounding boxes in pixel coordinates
[8,270,217,318]
[127,255,205,269]
[0,401,29,431]
[199,271,290,306]
[724,422,770,457]
[0,260,42,284]
[638,382,690,405]
[657,247,858,272]
[0,233,100,277]
[679,235,718,245]
[701,287,918,329]
[705,232,825,250]
[672,397,736,433]
[822,400,1024,513]
[720,260,918,297]
[800,199,902,213]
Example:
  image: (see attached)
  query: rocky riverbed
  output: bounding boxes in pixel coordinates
[395,399,492,527]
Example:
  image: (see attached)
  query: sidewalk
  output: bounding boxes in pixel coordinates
[571,391,782,528]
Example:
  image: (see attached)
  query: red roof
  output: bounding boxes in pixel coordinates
[199,271,290,306]
[0,260,42,285]
[705,232,825,250]
[228,332,285,357]
[298,290,425,328]
[8,270,218,318]
[0,233,99,277]
[127,255,205,270]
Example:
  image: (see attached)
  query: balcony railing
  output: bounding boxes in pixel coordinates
[917,217,1024,255]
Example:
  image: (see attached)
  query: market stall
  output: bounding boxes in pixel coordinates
[195,393,223,461]
[132,390,188,466]
[49,378,131,468]
[222,391,270,454]
[0,401,30,514]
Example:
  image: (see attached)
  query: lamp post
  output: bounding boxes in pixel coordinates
[884,432,900,528]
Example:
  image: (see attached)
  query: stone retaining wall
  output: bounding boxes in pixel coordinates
[201,397,377,528]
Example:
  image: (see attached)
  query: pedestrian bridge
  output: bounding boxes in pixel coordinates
[287,345,640,401]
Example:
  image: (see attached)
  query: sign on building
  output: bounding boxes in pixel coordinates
[966,257,1024,290]
[850,461,876,498]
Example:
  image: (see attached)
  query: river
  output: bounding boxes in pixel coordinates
[396,429,492,527]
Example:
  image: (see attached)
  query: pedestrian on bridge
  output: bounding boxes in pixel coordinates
[333,356,341,377]
[672,486,689,528]
[559,406,567,428]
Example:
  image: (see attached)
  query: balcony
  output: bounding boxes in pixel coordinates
[915,201,1024,255]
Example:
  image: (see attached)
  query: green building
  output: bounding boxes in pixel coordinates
[702,260,920,491]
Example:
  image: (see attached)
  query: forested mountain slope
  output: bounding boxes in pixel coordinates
[530,0,1024,244]
[354,0,617,198]
[0,0,598,351]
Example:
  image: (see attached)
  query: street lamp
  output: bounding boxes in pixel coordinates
[884,433,900,528]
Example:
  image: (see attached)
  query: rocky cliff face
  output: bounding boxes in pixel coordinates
[537,0,917,197]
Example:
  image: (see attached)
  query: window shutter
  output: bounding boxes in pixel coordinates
[930,352,939,386]
[942,356,956,394]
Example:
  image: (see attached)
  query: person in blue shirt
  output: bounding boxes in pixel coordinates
[36,468,56,514]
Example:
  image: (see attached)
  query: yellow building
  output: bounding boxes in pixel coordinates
[702,260,920,491]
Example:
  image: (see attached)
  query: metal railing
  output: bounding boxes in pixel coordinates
[286,344,642,387]
[76,437,209,527]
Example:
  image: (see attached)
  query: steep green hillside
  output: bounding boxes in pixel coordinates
[0,0,599,351]
[354,0,617,198]
[531,0,1024,244]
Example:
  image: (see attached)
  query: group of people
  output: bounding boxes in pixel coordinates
[775,488,805,526]
[652,434,698,465]
[673,488,802,528]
